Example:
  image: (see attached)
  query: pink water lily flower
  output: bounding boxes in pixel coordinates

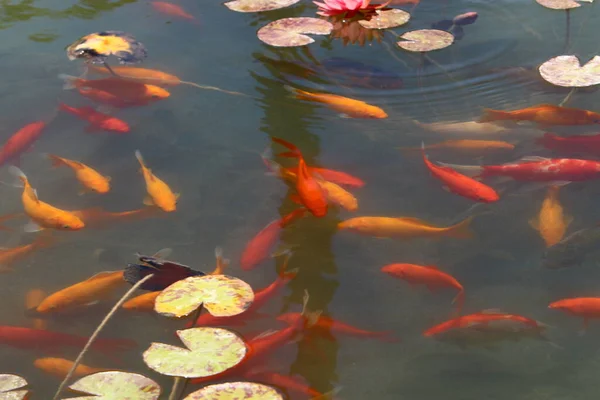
[314,0,382,17]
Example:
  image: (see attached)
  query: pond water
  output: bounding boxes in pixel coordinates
[2,0,600,398]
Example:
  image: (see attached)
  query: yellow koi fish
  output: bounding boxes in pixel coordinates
[135,150,178,212]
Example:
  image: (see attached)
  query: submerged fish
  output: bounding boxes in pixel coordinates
[338,216,474,239]
[549,297,600,331]
[413,119,540,137]
[58,103,130,134]
[529,185,572,248]
[135,150,179,212]
[34,357,108,379]
[0,121,46,166]
[151,1,197,22]
[124,251,206,291]
[0,234,53,271]
[48,154,111,194]
[480,104,600,126]
[536,132,600,156]
[399,139,515,154]
[542,225,600,269]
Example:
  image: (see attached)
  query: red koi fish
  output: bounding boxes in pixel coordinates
[151,1,197,22]
[240,209,306,271]
[284,165,364,188]
[277,312,397,342]
[440,156,600,182]
[0,121,46,166]
[421,142,499,203]
[381,263,464,314]
[536,132,600,155]
[549,297,600,330]
[423,310,541,337]
[58,103,130,134]
[243,370,323,398]
[271,137,328,217]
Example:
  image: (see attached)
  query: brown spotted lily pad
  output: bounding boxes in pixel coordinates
[0,374,28,400]
[358,9,411,29]
[535,0,580,9]
[66,371,160,400]
[257,17,333,47]
[143,328,247,378]
[155,274,253,318]
[184,382,283,400]
[539,55,600,87]
[397,29,454,52]
[224,0,300,12]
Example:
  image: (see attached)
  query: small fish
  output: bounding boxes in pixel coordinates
[381,263,464,314]
[480,104,600,126]
[420,142,499,203]
[151,1,197,22]
[542,225,600,269]
[36,271,127,314]
[34,357,108,379]
[399,139,515,154]
[549,297,600,331]
[135,150,178,212]
[58,103,130,134]
[338,216,474,239]
[536,132,600,155]
[285,86,388,119]
[0,121,46,166]
[124,251,206,291]
[10,166,85,232]
[529,185,572,247]
[25,289,47,330]
[48,154,111,194]
[0,234,53,271]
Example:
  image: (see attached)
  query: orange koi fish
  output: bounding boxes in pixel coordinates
[0,121,46,166]
[549,297,600,330]
[10,166,85,232]
[285,86,387,118]
[480,104,600,126]
[529,185,572,247]
[424,309,542,337]
[58,103,130,134]
[135,150,178,212]
[271,138,328,217]
[151,1,197,21]
[381,263,464,314]
[0,234,53,271]
[34,357,108,379]
[36,271,126,314]
[89,65,181,86]
[25,289,47,330]
[48,154,111,194]
[399,139,515,154]
[285,165,364,188]
[338,216,474,239]
[421,142,499,203]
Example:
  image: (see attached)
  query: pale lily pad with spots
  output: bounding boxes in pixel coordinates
[358,9,411,29]
[65,371,160,400]
[257,17,333,47]
[143,328,247,378]
[536,0,580,9]
[0,374,28,400]
[184,382,283,400]
[539,55,600,87]
[397,29,454,52]
[224,0,301,12]
[155,274,253,318]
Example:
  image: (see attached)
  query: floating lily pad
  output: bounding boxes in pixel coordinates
[536,0,580,9]
[66,31,147,64]
[155,274,254,318]
[539,55,600,87]
[143,328,247,378]
[0,374,28,400]
[358,9,411,29]
[66,371,160,400]
[257,17,333,47]
[184,382,283,400]
[397,29,454,52]
[224,0,300,12]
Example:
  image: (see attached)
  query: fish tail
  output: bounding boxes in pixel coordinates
[480,108,511,123]
[281,208,307,227]
[57,74,79,90]
[271,137,303,158]
[47,154,66,168]
[452,289,465,315]
[446,216,475,239]
[436,161,483,178]
[283,84,312,100]
[8,166,28,187]
[134,150,146,170]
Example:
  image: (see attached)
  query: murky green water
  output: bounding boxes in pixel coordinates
[2,0,600,398]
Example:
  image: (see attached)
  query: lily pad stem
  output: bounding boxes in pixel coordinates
[102,61,119,77]
[559,87,576,107]
[51,274,154,400]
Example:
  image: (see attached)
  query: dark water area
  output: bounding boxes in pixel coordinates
[2,0,600,398]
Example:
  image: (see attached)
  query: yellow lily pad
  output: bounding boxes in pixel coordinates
[143,328,247,378]
[155,274,254,318]
[65,371,160,400]
[539,55,600,87]
[183,382,283,400]
[397,29,454,52]
[358,9,411,29]
[0,374,28,400]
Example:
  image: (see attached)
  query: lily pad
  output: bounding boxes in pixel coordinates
[535,0,580,9]
[539,55,600,87]
[358,9,411,29]
[66,371,160,400]
[0,374,28,400]
[155,274,254,318]
[224,0,300,12]
[143,328,247,378]
[66,31,147,64]
[184,382,283,400]
[397,29,454,52]
[257,17,333,47]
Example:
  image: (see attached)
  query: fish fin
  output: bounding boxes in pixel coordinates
[528,218,540,230]
[105,176,111,182]
[134,150,146,168]
[143,196,155,206]
[517,156,551,162]
[447,216,474,239]
[85,270,122,282]
[480,108,510,123]
[24,221,43,233]
[253,329,279,340]
[175,193,181,199]
[565,215,574,227]
[47,154,65,168]
[58,74,78,90]
[151,248,173,261]
[271,137,302,157]
[304,310,323,328]
[436,162,482,177]
[8,166,27,188]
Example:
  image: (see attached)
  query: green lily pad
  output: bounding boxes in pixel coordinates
[143,328,247,378]
[539,55,600,87]
[397,29,454,52]
[183,382,283,400]
[66,371,160,400]
[257,17,333,47]
[0,374,28,400]
[358,9,411,29]
[535,0,580,9]
[224,0,301,12]
[155,274,254,318]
